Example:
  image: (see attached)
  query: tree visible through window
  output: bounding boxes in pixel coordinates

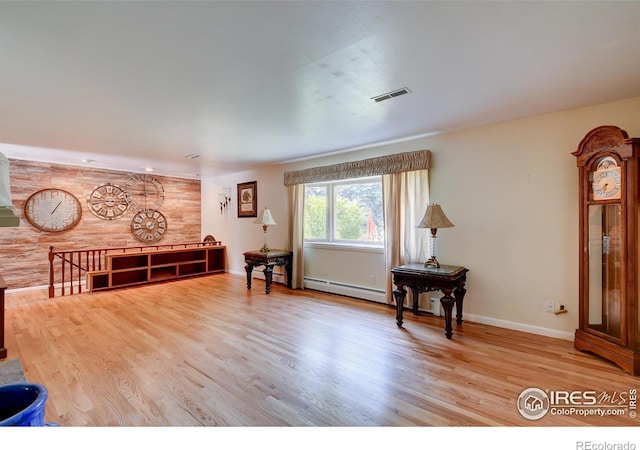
[304,177,383,245]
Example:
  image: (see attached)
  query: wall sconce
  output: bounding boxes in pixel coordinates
[0,153,19,227]
[416,203,454,268]
[254,207,276,252]
[219,187,231,215]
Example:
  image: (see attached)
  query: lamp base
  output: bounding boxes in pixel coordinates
[260,226,270,252]
[424,256,440,269]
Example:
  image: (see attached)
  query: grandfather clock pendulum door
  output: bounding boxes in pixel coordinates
[572,125,640,376]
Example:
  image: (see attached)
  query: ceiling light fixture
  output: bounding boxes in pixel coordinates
[371,87,411,103]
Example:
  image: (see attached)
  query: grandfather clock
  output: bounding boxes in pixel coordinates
[572,125,640,376]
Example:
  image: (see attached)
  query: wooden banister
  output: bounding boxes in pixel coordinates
[1,274,7,358]
[48,240,222,298]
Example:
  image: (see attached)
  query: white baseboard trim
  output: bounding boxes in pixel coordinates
[7,283,84,294]
[464,313,574,341]
[302,277,573,341]
[304,278,386,303]
[6,284,49,293]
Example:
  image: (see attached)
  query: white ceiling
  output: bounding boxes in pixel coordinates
[1,1,640,179]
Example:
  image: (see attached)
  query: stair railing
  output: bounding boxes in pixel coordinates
[48,239,222,298]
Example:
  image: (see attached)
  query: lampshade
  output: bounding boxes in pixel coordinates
[254,207,277,226]
[416,203,454,229]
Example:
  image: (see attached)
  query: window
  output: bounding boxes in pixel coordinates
[304,176,383,246]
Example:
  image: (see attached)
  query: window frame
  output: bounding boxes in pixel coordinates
[303,175,384,251]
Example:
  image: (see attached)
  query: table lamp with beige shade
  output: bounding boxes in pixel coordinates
[416,203,454,268]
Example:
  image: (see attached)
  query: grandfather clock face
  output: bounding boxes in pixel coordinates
[591,157,621,201]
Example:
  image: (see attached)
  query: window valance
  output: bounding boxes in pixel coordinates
[283,149,431,186]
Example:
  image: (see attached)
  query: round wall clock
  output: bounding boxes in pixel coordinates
[130,210,167,243]
[24,188,82,232]
[124,174,165,213]
[87,183,129,220]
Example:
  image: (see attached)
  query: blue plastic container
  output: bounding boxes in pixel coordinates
[0,383,48,426]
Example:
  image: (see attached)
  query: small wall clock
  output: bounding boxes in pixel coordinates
[124,174,165,213]
[87,183,129,220]
[24,188,82,232]
[130,210,167,243]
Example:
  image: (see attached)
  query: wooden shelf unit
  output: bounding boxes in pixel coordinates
[86,246,226,292]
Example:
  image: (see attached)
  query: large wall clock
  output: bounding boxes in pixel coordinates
[130,210,167,243]
[87,183,129,220]
[124,174,165,213]
[24,188,82,232]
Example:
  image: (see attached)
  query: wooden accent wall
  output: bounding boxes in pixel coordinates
[0,159,201,289]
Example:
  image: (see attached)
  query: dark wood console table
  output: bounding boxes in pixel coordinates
[244,250,293,294]
[391,263,468,339]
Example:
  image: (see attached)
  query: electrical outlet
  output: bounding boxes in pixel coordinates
[545,300,555,313]
[369,275,376,285]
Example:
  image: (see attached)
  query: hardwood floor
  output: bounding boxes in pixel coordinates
[2,273,638,427]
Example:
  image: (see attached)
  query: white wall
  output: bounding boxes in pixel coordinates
[202,96,640,340]
[303,245,386,302]
[201,167,291,281]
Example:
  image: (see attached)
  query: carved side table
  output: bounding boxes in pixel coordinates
[243,250,293,294]
[391,263,468,339]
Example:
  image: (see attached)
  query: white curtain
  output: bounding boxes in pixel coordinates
[285,183,305,289]
[382,169,430,305]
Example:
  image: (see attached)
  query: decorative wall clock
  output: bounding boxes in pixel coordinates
[124,174,165,213]
[130,209,167,243]
[24,188,82,232]
[87,183,129,220]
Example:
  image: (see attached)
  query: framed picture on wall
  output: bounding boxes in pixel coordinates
[237,181,257,218]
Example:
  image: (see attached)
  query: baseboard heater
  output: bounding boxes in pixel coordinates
[304,277,442,316]
[304,277,386,303]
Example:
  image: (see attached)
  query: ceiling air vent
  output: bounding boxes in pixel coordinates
[371,87,411,103]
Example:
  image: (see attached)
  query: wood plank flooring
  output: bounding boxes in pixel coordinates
[2,273,638,426]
